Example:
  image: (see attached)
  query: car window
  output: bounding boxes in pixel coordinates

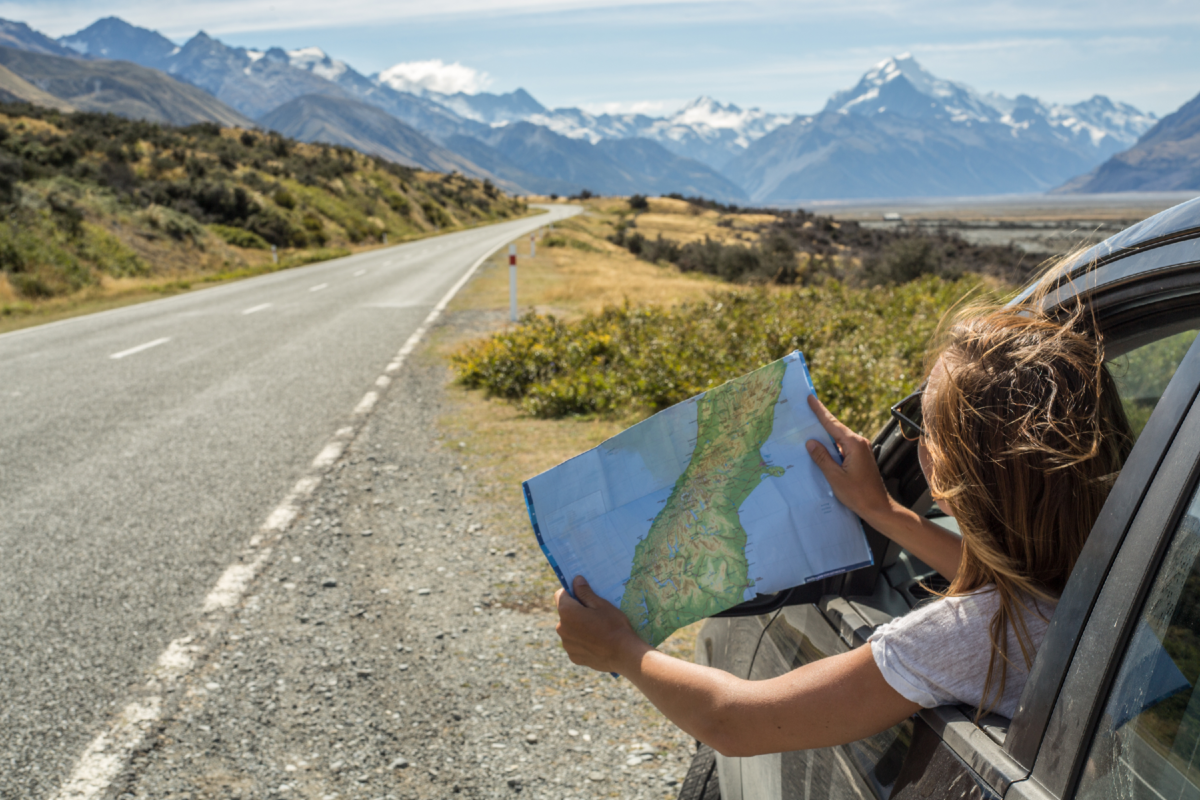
[1109,329,1200,439]
[1076,482,1200,799]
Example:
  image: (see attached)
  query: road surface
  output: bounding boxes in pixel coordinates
[0,205,579,797]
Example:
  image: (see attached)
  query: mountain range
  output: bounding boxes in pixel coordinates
[2,14,1194,200]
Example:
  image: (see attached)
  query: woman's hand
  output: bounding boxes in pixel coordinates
[805,394,895,525]
[555,576,651,674]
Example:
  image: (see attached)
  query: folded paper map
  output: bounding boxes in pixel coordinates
[523,351,872,647]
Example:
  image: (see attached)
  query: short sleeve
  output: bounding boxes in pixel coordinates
[867,593,998,710]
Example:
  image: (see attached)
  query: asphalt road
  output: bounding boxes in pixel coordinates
[0,205,579,798]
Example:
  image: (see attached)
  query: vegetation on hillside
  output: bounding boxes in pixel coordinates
[0,102,527,314]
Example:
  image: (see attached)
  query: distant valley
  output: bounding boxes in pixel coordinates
[0,14,1197,201]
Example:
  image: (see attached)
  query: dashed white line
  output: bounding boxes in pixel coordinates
[353,391,379,415]
[109,337,170,360]
[353,269,367,277]
[309,283,328,292]
[242,303,272,315]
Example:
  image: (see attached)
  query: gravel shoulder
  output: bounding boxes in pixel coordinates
[114,307,697,800]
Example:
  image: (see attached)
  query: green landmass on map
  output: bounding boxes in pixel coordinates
[620,359,788,646]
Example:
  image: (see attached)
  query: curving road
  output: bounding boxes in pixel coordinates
[0,205,579,797]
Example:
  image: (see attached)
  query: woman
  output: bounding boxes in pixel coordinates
[553,292,1133,757]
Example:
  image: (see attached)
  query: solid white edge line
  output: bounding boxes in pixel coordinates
[309,283,328,292]
[242,303,272,315]
[109,337,170,360]
[49,208,571,800]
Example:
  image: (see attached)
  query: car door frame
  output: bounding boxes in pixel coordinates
[1004,338,1200,799]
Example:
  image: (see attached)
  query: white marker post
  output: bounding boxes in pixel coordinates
[530,232,536,259]
[271,244,278,264]
[509,243,518,322]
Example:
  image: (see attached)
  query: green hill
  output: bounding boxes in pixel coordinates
[0,102,528,315]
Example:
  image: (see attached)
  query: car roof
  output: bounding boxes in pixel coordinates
[1013,196,1200,307]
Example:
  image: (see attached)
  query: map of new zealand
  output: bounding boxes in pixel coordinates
[524,352,871,647]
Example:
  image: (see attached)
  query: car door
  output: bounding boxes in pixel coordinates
[712,301,1200,799]
[1006,338,1200,800]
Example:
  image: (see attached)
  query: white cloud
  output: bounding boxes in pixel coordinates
[376,59,492,95]
[577,99,682,115]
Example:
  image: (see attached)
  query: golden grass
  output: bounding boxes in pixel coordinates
[450,206,725,320]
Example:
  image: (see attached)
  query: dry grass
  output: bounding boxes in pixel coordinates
[450,203,725,320]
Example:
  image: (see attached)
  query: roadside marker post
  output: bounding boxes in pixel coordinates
[530,233,536,258]
[271,244,278,264]
[509,244,518,322]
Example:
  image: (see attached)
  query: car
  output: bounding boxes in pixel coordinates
[681,196,1200,800]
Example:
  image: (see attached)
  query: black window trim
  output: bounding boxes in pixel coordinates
[1024,365,1200,798]
[1004,280,1200,769]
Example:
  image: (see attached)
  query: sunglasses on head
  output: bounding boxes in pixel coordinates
[890,389,926,441]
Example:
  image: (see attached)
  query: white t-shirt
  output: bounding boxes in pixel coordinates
[868,588,1057,719]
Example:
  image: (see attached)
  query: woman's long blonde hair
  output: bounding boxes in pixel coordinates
[922,264,1134,715]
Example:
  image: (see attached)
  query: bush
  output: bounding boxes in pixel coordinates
[209,224,269,250]
[628,194,649,211]
[452,277,987,433]
[137,204,203,241]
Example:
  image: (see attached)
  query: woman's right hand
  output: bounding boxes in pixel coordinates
[805,395,895,525]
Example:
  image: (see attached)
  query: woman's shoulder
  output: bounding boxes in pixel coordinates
[871,586,1057,639]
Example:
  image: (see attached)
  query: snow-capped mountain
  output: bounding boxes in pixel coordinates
[408,92,795,169]
[826,54,1155,159]
[725,55,1159,202]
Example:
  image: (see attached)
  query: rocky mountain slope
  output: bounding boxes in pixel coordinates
[1059,90,1200,192]
[0,63,74,111]
[0,46,252,127]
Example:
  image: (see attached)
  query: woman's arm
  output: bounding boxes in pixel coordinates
[805,395,962,581]
[556,577,921,757]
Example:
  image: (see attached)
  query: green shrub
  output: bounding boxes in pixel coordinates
[209,224,269,250]
[452,277,988,434]
[273,188,297,209]
[136,204,203,241]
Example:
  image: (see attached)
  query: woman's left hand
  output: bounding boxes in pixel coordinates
[555,576,651,674]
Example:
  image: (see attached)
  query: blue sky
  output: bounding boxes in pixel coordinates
[5,0,1199,117]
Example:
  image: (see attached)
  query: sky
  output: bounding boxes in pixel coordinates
[4,0,1199,117]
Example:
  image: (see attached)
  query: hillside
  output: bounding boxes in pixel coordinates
[1059,90,1200,193]
[0,103,527,314]
[0,46,252,127]
[0,64,73,111]
[258,93,493,180]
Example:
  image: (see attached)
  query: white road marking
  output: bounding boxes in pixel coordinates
[353,391,379,415]
[109,338,170,360]
[311,441,346,469]
[354,269,367,276]
[375,375,391,388]
[242,303,272,315]
[51,214,569,800]
[309,283,328,292]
